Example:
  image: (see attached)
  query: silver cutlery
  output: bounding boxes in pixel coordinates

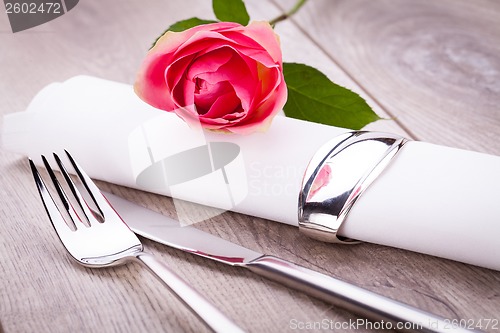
[105,191,477,333]
[29,151,243,333]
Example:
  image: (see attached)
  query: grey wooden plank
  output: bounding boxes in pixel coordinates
[273,0,500,155]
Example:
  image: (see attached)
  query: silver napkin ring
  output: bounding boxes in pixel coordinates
[298,131,408,244]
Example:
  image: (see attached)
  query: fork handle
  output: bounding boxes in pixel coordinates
[134,252,244,333]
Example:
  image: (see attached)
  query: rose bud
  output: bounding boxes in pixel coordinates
[135,21,287,134]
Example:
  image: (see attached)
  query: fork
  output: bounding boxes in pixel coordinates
[29,151,244,333]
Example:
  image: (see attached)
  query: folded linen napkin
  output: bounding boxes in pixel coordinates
[3,75,347,225]
[3,75,500,270]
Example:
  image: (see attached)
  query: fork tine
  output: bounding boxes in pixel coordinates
[29,158,75,235]
[41,155,83,230]
[53,152,99,225]
[64,150,111,219]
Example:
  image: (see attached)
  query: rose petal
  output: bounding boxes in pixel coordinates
[152,22,239,58]
[240,21,283,64]
[166,54,196,105]
[134,51,176,110]
[187,47,233,81]
[224,78,287,134]
[174,29,277,69]
[194,80,234,114]
[254,65,281,107]
[135,23,242,109]
[197,50,257,112]
[202,89,242,119]
[218,32,277,68]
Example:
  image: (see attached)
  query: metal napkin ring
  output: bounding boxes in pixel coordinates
[298,131,408,244]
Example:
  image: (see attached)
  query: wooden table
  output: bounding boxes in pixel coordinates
[1,1,499,332]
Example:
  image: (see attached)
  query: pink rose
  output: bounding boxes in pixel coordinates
[134,21,287,134]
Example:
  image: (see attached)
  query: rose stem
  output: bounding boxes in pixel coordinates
[268,0,309,26]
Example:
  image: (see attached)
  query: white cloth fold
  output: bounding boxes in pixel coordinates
[3,75,500,270]
[2,75,347,225]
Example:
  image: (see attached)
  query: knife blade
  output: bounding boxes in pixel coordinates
[104,191,474,333]
[105,191,262,265]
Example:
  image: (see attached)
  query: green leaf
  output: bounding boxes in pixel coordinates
[212,0,250,25]
[166,17,218,32]
[150,17,217,49]
[283,63,380,130]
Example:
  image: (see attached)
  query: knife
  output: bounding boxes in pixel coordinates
[104,191,474,333]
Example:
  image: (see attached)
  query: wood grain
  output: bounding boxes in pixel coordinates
[1,1,499,333]
[274,0,500,154]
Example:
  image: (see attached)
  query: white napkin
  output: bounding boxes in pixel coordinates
[4,75,500,270]
[2,75,347,225]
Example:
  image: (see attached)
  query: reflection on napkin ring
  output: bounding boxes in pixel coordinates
[298,131,408,244]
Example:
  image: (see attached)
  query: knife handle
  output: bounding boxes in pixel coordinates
[245,255,475,333]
